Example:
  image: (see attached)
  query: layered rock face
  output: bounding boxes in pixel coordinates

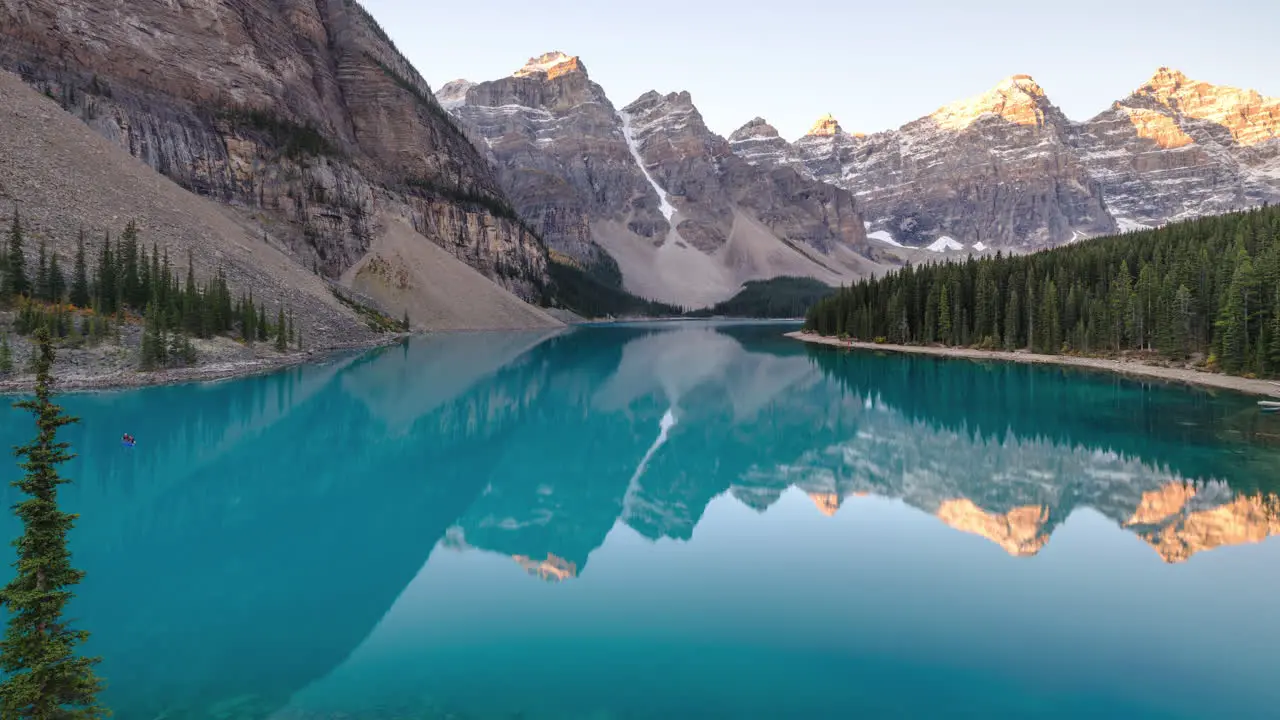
[622,90,870,257]
[441,53,878,308]
[731,70,1280,251]
[1077,68,1280,227]
[0,0,548,301]
[441,52,666,281]
[736,76,1118,250]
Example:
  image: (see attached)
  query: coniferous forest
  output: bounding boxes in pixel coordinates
[0,212,303,373]
[805,205,1280,378]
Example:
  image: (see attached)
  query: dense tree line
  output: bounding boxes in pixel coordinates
[805,205,1280,377]
[547,258,684,319]
[688,277,836,319]
[0,211,302,370]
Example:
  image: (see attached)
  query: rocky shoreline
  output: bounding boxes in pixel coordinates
[787,331,1280,399]
[0,334,404,395]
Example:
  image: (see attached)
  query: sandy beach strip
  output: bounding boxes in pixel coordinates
[787,331,1280,399]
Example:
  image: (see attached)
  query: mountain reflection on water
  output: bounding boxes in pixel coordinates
[0,321,1277,719]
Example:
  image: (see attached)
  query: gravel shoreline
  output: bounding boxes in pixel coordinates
[787,331,1280,399]
[0,335,405,395]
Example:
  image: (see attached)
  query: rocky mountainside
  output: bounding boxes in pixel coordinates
[440,52,892,309]
[732,70,1280,252]
[1078,68,1280,228]
[737,76,1118,250]
[0,0,552,308]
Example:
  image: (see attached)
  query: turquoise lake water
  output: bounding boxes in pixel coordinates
[1,321,1279,719]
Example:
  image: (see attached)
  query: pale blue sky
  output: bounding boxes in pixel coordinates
[363,0,1278,140]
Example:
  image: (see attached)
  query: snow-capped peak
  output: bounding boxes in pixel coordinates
[513,51,585,80]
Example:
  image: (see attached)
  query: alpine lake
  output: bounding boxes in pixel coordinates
[0,320,1278,720]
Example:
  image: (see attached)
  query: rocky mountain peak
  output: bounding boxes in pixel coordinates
[1141,66,1190,97]
[728,117,801,169]
[729,117,781,142]
[807,113,842,137]
[1131,68,1280,147]
[929,74,1054,131]
[513,51,587,80]
[435,79,475,110]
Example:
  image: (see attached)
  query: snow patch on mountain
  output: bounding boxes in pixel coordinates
[927,236,963,252]
[972,242,988,251]
[619,109,677,222]
[1116,218,1153,233]
[868,230,902,247]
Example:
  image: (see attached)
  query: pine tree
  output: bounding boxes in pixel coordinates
[286,308,295,349]
[240,294,255,344]
[5,210,29,299]
[257,304,269,342]
[1217,263,1251,373]
[95,233,115,314]
[70,232,90,308]
[183,254,200,337]
[271,306,286,352]
[938,284,953,345]
[1003,281,1021,350]
[34,241,49,303]
[402,309,410,332]
[48,253,65,304]
[0,335,11,374]
[120,221,140,308]
[148,244,160,311]
[140,301,165,368]
[1045,279,1062,353]
[1174,284,1194,359]
[0,327,105,717]
[923,285,939,344]
[1269,291,1280,373]
[1110,261,1133,350]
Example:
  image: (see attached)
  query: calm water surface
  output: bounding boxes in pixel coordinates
[1,321,1279,719]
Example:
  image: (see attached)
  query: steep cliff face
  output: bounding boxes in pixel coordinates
[762,76,1119,250]
[622,90,871,259]
[0,0,549,301]
[442,53,880,308]
[441,52,663,281]
[1078,68,1280,227]
[731,69,1280,250]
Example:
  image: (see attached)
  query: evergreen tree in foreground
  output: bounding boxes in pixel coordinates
[0,327,105,717]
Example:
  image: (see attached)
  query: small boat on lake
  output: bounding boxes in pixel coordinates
[1260,401,1280,413]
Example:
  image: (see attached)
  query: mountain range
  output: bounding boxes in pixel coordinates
[2,1,1279,324]
[442,52,1280,306]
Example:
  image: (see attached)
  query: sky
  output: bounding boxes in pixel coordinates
[362,0,1279,141]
